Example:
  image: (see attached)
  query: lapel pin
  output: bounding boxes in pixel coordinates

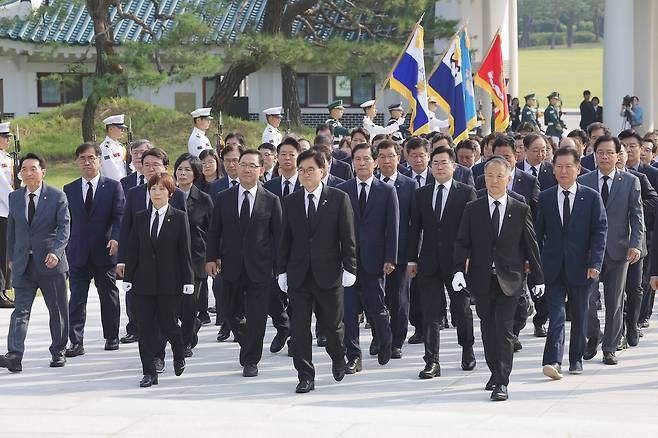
[43,196,47,200]
[322,199,328,206]
[580,197,584,201]
[508,214,512,218]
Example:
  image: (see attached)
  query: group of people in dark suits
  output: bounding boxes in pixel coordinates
[0,118,656,402]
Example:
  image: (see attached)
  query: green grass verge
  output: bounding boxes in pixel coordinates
[519,43,603,108]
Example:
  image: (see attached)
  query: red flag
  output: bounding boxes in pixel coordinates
[474,32,509,132]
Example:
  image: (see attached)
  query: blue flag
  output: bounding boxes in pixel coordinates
[460,29,477,132]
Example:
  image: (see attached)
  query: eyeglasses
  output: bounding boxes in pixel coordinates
[142,162,165,169]
[298,167,319,175]
[223,158,239,164]
[378,154,397,161]
[238,163,262,170]
[431,160,453,168]
[201,161,217,167]
[77,156,98,163]
[595,150,617,157]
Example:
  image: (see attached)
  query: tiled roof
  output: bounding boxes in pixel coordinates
[0,0,375,45]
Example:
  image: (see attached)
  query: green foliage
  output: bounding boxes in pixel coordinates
[529,32,566,47]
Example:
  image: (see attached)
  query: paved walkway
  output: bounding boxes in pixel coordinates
[1,286,657,437]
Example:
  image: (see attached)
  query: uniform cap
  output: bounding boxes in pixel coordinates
[359,99,376,109]
[102,114,128,128]
[190,107,213,119]
[263,107,284,117]
[327,100,344,110]
[0,122,12,136]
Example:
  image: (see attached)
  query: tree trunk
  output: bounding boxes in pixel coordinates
[281,63,302,127]
[566,21,574,47]
[520,15,532,48]
[549,18,560,49]
[208,58,263,115]
[82,91,101,142]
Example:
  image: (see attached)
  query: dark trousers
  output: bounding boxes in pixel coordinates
[196,280,210,320]
[531,293,549,327]
[133,294,183,376]
[623,257,643,339]
[68,263,120,344]
[0,217,11,291]
[639,254,654,322]
[542,268,590,366]
[344,266,392,361]
[289,270,345,382]
[268,279,290,333]
[180,278,204,347]
[408,277,422,332]
[474,276,517,387]
[212,274,226,324]
[125,288,138,336]
[224,271,270,366]
[513,292,529,336]
[418,269,474,364]
[384,265,410,349]
[7,258,69,360]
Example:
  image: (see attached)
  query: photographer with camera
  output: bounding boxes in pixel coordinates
[620,95,644,133]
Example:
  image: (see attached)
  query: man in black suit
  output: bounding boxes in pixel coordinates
[278,149,357,393]
[580,123,610,171]
[408,146,476,379]
[338,143,399,371]
[518,133,558,190]
[120,140,152,195]
[453,156,544,401]
[206,150,282,377]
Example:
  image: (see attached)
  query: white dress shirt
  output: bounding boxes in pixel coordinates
[487,193,508,236]
[523,160,541,176]
[280,173,298,194]
[356,175,374,201]
[304,183,323,214]
[432,178,453,218]
[557,182,577,222]
[380,172,397,186]
[597,168,616,193]
[25,183,42,221]
[238,184,258,216]
[411,168,429,187]
[82,173,100,201]
[149,204,168,237]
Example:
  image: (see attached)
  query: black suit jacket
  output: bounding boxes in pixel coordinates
[515,161,558,191]
[330,158,353,180]
[278,184,357,289]
[185,185,214,279]
[454,195,543,297]
[326,174,345,187]
[125,206,194,296]
[408,180,476,276]
[263,175,302,199]
[120,172,139,196]
[206,185,282,284]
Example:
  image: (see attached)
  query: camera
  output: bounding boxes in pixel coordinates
[622,95,633,107]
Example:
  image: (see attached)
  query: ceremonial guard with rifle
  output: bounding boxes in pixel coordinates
[261,107,284,146]
[325,100,349,147]
[188,107,214,157]
[521,93,540,131]
[360,100,404,137]
[99,115,128,181]
[386,102,409,142]
[544,91,565,143]
[0,122,16,308]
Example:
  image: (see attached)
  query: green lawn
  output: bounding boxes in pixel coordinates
[519,43,603,108]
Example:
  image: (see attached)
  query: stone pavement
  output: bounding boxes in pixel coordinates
[1,286,657,437]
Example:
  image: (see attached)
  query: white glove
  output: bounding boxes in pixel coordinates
[451,272,466,291]
[183,284,195,295]
[342,270,357,287]
[532,284,545,298]
[123,282,132,292]
[278,273,288,293]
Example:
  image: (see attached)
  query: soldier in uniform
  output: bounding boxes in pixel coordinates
[544,92,565,143]
[0,123,15,308]
[188,107,213,157]
[326,100,350,147]
[428,96,449,134]
[386,103,410,142]
[361,100,403,138]
[262,107,284,146]
[99,115,128,181]
[521,93,539,131]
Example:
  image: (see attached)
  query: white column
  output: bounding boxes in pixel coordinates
[633,0,653,133]
[480,0,493,135]
[603,0,634,130]
[507,0,519,99]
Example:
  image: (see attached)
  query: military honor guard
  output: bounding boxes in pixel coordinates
[0,123,15,308]
[100,114,128,181]
[521,93,539,131]
[360,100,403,137]
[544,92,565,143]
[262,107,284,146]
[187,107,213,157]
[428,96,449,133]
[326,100,350,147]
[386,103,409,142]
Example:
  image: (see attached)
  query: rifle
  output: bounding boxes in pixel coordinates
[216,111,224,151]
[12,123,21,189]
[125,117,133,175]
[284,109,290,135]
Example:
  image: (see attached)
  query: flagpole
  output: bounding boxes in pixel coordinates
[425,24,466,80]
[375,13,425,102]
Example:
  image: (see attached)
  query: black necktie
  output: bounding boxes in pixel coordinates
[601,175,610,205]
[150,210,159,242]
[231,180,239,187]
[383,176,390,184]
[139,175,145,185]
[85,181,93,215]
[307,193,316,224]
[283,180,290,197]
[240,191,250,233]
[562,190,571,228]
[531,166,538,177]
[27,193,36,226]
[492,200,501,238]
[435,184,445,223]
[148,198,153,211]
[415,174,422,188]
[359,182,367,217]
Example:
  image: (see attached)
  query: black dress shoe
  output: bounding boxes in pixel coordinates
[569,361,583,374]
[0,291,14,308]
[183,345,193,358]
[154,357,165,374]
[485,376,496,391]
[534,324,547,337]
[378,342,392,365]
[583,337,599,360]
[407,331,424,344]
[50,353,66,367]
[419,363,441,379]
[617,335,627,351]
[243,363,258,377]
[602,351,618,365]
[140,374,158,387]
[198,314,212,325]
[627,331,639,347]
[316,335,327,347]
[207,306,216,314]
[391,347,402,359]
[461,346,476,371]
[332,358,347,382]
[174,358,186,376]
[490,385,508,401]
[640,319,650,328]
[270,329,289,353]
[104,338,119,351]
[345,357,362,374]
[216,324,231,342]
[0,354,22,372]
[369,341,379,356]
[512,336,522,352]
[295,380,315,393]
[120,334,138,344]
[442,315,450,329]
[65,343,85,357]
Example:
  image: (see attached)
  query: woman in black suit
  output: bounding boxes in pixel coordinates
[175,153,214,353]
[125,173,194,387]
[194,149,223,194]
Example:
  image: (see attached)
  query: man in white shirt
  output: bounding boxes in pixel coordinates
[99,114,128,181]
[0,123,14,308]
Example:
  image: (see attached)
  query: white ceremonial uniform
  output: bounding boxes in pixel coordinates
[262,123,283,146]
[99,136,127,181]
[188,127,213,157]
[363,116,403,137]
[429,113,449,133]
[0,150,13,218]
